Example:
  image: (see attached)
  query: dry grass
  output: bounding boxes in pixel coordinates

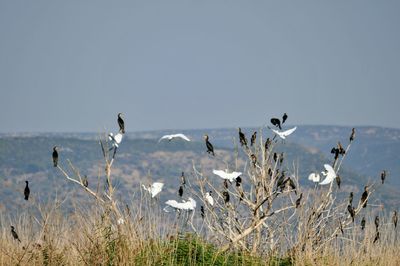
[0,129,399,265]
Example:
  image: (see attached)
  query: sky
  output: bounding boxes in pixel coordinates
[0,1,399,133]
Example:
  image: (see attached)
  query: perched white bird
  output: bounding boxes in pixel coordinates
[213,170,242,182]
[158,133,190,142]
[308,172,321,183]
[142,182,164,198]
[319,164,336,185]
[205,191,214,206]
[270,127,297,140]
[164,197,196,212]
[109,132,123,148]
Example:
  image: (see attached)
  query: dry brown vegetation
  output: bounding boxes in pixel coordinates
[0,129,399,265]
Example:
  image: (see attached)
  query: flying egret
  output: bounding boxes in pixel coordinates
[164,197,196,212]
[204,135,215,156]
[109,132,123,148]
[205,191,214,206]
[212,170,242,182]
[319,164,336,185]
[142,182,164,198]
[117,113,125,134]
[52,146,58,167]
[270,127,297,140]
[10,226,21,242]
[158,133,190,142]
[24,181,30,201]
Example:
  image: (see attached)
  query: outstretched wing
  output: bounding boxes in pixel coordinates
[175,134,191,142]
[151,182,164,197]
[281,127,297,137]
[319,164,336,185]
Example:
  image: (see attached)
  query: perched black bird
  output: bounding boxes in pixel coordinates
[361,186,369,208]
[204,135,215,156]
[279,153,284,165]
[52,146,58,167]
[270,118,282,130]
[178,186,183,197]
[373,231,380,244]
[268,168,272,177]
[180,172,186,186]
[296,193,303,208]
[11,226,21,242]
[393,211,398,228]
[250,132,257,147]
[82,175,88,187]
[235,176,242,187]
[117,113,125,134]
[273,152,277,162]
[282,113,288,124]
[238,128,248,147]
[381,170,387,184]
[350,128,355,142]
[264,138,271,151]
[286,177,297,194]
[336,175,341,189]
[200,206,205,219]
[331,147,340,160]
[251,154,257,167]
[361,217,366,230]
[349,192,354,205]
[337,142,345,155]
[24,181,30,201]
[347,205,355,222]
[375,216,380,230]
[223,191,230,203]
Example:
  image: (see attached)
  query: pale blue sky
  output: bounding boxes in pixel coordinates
[0,1,399,132]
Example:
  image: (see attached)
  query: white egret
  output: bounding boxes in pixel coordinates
[108,132,123,148]
[142,182,164,198]
[270,127,297,140]
[205,191,214,206]
[164,197,196,212]
[319,164,336,185]
[158,133,190,142]
[213,169,242,182]
[308,173,321,183]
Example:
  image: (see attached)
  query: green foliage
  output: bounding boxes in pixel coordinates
[135,234,264,266]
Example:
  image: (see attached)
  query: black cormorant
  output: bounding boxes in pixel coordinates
[349,128,355,142]
[200,206,205,219]
[11,226,21,242]
[270,118,281,130]
[24,181,30,201]
[118,113,125,134]
[223,191,230,203]
[204,135,215,156]
[361,217,366,230]
[347,205,355,222]
[238,128,248,147]
[52,146,58,167]
[349,192,353,205]
[393,211,398,228]
[282,113,288,124]
[178,186,183,197]
[336,175,341,189]
[250,132,257,146]
[361,186,369,208]
[381,170,387,184]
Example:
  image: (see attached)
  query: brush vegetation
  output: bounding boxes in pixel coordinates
[0,128,399,265]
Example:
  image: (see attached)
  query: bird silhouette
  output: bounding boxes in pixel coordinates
[250,132,257,146]
[336,175,341,189]
[347,205,355,222]
[349,192,353,205]
[282,113,288,124]
[361,217,366,230]
[238,128,248,147]
[52,146,58,167]
[204,135,215,156]
[264,138,271,151]
[251,154,257,167]
[10,226,21,242]
[360,186,369,208]
[270,118,282,130]
[296,193,303,208]
[381,170,387,184]
[223,191,230,203]
[350,128,355,142]
[235,176,242,187]
[24,181,30,201]
[200,206,205,219]
[82,175,88,187]
[178,185,183,197]
[393,211,398,228]
[117,113,125,134]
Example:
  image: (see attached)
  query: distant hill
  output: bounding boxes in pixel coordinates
[0,125,398,214]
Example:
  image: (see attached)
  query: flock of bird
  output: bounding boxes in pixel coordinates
[8,112,397,244]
